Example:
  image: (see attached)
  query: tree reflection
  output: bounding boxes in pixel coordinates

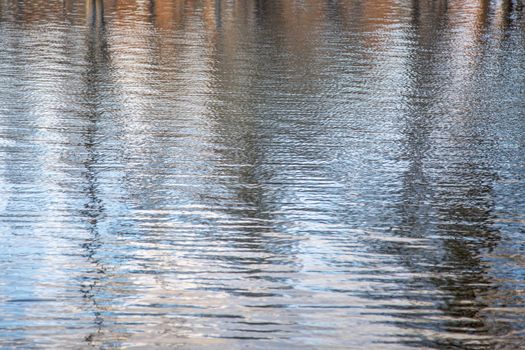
[80,0,110,346]
[375,0,521,348]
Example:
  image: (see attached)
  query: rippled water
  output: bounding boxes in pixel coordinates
[1,0,524,348]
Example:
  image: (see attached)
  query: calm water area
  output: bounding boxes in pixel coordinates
[1,0,525,348]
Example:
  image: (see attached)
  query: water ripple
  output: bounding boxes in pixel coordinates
[1,0,525,349]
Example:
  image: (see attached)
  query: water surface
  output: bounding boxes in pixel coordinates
[1,0,525,348]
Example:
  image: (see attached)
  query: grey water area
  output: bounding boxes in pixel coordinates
[0,0,524,348]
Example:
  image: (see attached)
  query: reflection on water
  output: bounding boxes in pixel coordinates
[1,0,524,348]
